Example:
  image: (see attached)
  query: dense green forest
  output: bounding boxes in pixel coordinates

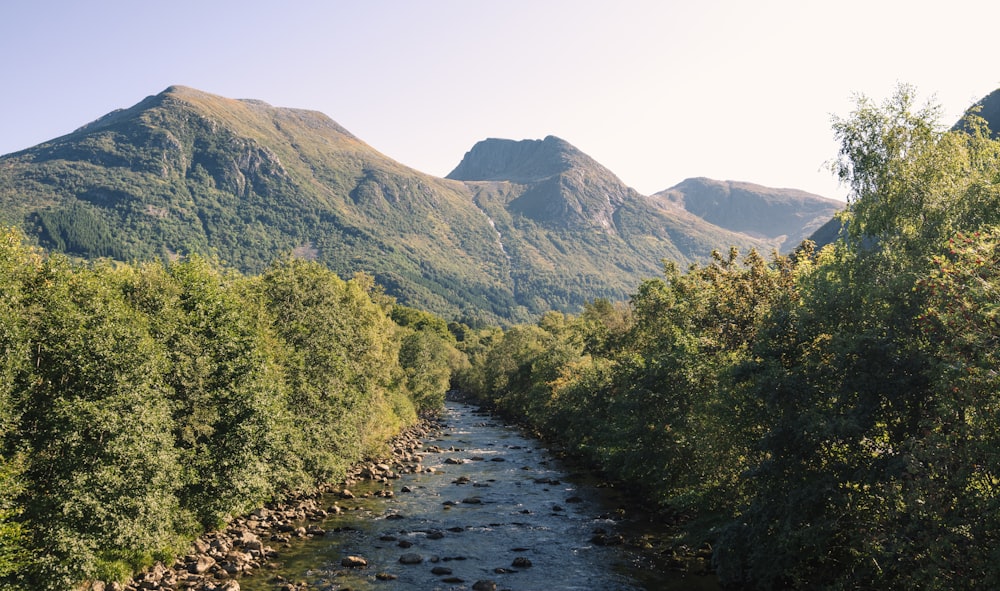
[457,86,1000,589]
[0,234,459,590]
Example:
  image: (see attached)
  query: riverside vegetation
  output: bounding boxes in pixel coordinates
[456,87,1000,589]
[3,84,1000,591]
[0,239,461,590]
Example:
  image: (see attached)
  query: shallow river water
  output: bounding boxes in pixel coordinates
[239,401,720,591]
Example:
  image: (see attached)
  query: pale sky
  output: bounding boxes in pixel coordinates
[2,1,998,201]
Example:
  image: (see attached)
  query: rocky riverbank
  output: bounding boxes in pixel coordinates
[89,419,440,591]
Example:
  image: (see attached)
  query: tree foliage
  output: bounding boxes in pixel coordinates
[463,85,1000,590]
[0,231,454,590]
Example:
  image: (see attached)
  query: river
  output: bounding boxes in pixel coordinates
[238,401,720,591]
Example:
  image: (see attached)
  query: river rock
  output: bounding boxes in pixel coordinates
[341,555,368,568]
[399,553,424,564]
[512,557,533,568]
[431,566,453,575]
[591,532,625,546]
[188,555,216,574]
[472,581,497,591]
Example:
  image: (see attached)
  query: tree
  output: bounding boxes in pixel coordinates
[0,228,38,588]
[14,258,188,589]
[260,260,414,482]
[717,85,1000,589]
[126,257,294,528]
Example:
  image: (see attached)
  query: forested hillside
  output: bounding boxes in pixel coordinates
[457,85,1000,589]
[0,230,458,590]
[0,86,831,324]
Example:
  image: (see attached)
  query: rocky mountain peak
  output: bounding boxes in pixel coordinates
[446,135,589,184]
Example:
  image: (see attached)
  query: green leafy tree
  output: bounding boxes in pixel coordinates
[0,228,38,588]
[603,248,792,514]
[717,85,1000,590]
[123,257,294,528]
[260,260,414,482]
[14,258,188,589]
[392,304,462,412]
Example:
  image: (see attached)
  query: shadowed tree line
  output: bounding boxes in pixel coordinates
[457,86,1000,590]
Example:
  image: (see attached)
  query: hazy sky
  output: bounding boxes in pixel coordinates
[2,1,998,200]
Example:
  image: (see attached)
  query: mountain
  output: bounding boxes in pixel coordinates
[446,137,773,311]
[0,85,812,323]
[954,88,1000,138]
[653,177,843,251]
[0,86,521,322]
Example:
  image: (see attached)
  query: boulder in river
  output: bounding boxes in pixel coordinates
[399,552,423,564]
[341,555,368,568]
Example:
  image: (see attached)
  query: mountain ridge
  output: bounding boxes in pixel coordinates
[0,85,834,323]
[654,177,842,249]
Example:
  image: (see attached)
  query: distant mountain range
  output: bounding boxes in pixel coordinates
[653,177,840,250]
[0,85,842,323]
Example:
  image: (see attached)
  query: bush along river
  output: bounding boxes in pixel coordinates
[127,400,721,591]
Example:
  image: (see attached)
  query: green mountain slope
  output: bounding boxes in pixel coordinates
[447,137,774,311]
[0,86,520,322]
[653,177,843,251]
[0,85,810,323]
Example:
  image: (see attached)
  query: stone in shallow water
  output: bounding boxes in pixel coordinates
[340,555,367,568]
[399,552,423,564]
